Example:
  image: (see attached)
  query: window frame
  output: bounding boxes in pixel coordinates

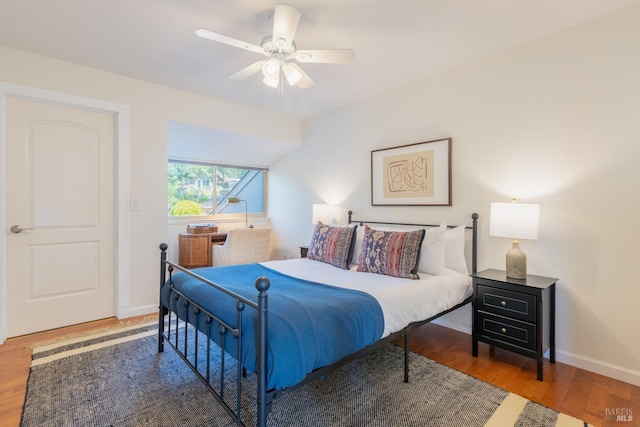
[167,159,268,221]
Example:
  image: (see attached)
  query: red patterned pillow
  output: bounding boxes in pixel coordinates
[357,226,425,279]
[307,222,358,269]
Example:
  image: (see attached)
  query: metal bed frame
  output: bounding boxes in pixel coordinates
[158,212,478,427]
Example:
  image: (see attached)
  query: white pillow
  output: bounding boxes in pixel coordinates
[444,225,468,274]
[418,224,446,275]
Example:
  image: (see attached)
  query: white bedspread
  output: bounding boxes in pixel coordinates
[261,258,472,338]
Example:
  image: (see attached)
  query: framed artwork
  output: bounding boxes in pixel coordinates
[371,138,452,206]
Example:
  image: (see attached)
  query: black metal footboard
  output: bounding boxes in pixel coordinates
[158,243,270,426]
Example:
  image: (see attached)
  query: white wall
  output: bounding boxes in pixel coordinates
[0,44,300,317]
[269,7,640,386]
[168,121,300,168]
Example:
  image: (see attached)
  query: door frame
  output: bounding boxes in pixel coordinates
[0,82,131,343]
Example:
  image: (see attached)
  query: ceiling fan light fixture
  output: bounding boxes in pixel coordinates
[263,74,280,89]
[262,58,280,79]
[283,62,303,86]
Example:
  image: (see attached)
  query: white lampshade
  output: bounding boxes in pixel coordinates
[262,75,279,88]
[262,58,280,78]
[490,202,540,240]
[262,57,281,88]
[283,62,304,86]
[312,203,339,225]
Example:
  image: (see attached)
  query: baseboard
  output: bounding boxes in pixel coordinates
[431,303,472,335]
[432,317,471,334]
[556,349,640,388]
[432,315,640,388]
[119,304,158,319]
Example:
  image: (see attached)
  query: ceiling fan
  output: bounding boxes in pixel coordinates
[195,4,355,90]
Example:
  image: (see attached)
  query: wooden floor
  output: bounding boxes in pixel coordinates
[1,316,638,427]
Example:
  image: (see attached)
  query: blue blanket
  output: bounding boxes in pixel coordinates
[161,263,384,390]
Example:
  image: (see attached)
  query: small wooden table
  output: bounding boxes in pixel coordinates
[178,232,227,268]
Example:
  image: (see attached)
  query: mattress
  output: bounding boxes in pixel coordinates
[261,257,472,338]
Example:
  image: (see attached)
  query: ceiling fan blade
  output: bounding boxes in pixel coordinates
[272,4,301,50]
[294,49,355,64]
[295,66,315,89]
[229,61,266,80]
[195,29,265,55]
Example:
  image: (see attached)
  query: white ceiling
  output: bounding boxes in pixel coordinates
[1,0,639,120]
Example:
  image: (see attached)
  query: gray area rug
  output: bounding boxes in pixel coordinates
[22,322,585,426]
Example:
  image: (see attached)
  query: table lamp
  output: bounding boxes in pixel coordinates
[312,203,338,225]
[489,199,540,279]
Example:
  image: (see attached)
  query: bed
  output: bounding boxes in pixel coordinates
[158,212,478,426]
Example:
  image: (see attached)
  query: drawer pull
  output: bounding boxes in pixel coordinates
[501,327,507,333]
[501,300,507,306]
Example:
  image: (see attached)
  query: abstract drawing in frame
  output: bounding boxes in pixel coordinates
[371,138,452,206]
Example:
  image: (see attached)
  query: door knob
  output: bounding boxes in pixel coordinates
[10,225,33,233]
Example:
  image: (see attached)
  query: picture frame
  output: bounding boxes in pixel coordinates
[371,138,452,206]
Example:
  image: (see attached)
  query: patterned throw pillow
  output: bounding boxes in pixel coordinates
[307,223,358,269]
[357,226,425,279]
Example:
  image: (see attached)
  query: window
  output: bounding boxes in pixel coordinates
[168,160,266,217]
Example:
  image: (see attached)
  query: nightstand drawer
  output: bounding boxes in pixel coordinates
[477,284,536,323]
[477,311,536,351]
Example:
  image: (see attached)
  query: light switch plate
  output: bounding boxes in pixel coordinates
[130,196,142,211]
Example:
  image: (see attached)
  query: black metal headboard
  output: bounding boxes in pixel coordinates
[348,211,479,274]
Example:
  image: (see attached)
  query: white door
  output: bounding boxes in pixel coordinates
[6,97,115,337]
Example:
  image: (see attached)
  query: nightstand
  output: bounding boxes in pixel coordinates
[299,246,309,258]
[471,268,557,381]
